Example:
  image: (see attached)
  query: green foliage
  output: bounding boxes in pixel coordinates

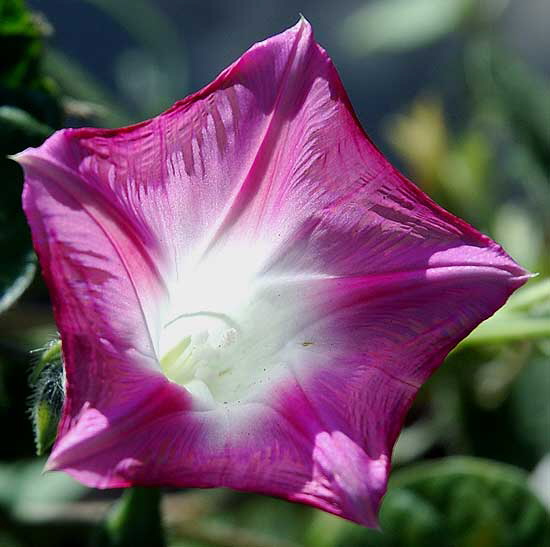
[510,356,550,459]
[0,106,48,314]
[385,98,493,227]
[0,0,58,315]
[310,458,550,547]
[385,458,550,547]
[0,0,43,89]
[0,0,61,127]
[463,280,550,346]
[489,48,550,173]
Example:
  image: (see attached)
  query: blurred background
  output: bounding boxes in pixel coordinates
[1,0,549,545]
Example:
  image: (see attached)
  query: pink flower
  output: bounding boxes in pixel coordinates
[16,19,527,526]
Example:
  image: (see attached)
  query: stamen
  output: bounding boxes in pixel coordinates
[163,311,240,332]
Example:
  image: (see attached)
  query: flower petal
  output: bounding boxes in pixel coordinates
[21,20,323,278]
[18,131,171,441]
[46,382,384,526]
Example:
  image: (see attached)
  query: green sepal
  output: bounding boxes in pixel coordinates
[29,338,64,456]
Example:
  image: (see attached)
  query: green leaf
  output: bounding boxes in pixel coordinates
[392,420,439,465]
[0,0,42,37]
[0,0,59,315]
[94,488,165,547]
[387,458,550,547]
[0,0,62,127]
[0,253,35,315]
[0,104,51,146]
[460,279,550,346]
[340,0,473,55]
[506,279,550,313]
[463,315,550,345]
[0,0,43,89]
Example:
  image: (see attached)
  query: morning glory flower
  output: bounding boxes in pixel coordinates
[16,19,527,527]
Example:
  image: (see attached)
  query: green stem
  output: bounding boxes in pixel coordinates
[95,487,165,547]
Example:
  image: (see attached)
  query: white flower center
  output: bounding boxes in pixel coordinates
[158,245,307,409]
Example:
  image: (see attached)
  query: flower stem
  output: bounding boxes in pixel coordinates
[94,487,165,547]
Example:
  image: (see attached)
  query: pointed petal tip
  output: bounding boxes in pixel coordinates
[7,129,68,168]
[7,150,30,165]
[485,238,533,282]
[517,271,537,283]
[345,501,382,529]
[310,431,389,527]
[297,13,312,28]
[297,14,314,38]
[285,14,313,43]
[8,150,46,180]
[356,512,381,530]
[43,456,60,473]
[507,266,534,290]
